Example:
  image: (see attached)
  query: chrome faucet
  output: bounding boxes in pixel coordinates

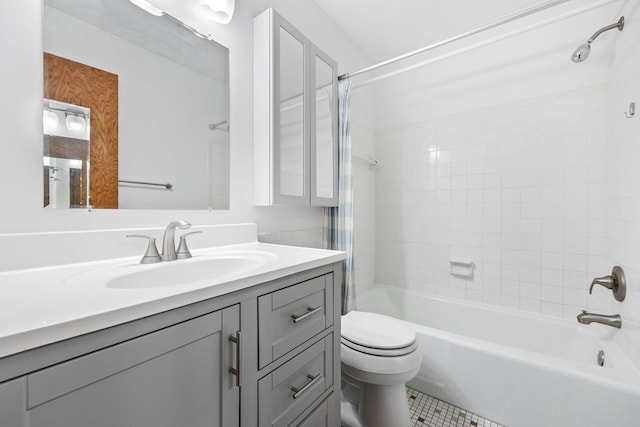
[161,220,191,261]
[577,310,621,329]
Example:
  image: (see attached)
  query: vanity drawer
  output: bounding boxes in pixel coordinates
[290,393,338,427]
[258,274,334,367]
[258,334,333,427]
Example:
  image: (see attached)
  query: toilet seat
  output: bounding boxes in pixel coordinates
[341,336,418,357]
[341,311,417,356]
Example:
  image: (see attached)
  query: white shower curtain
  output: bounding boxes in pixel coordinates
[322,80,355,314]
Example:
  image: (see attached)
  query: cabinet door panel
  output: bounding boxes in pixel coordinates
[310,47,338,207]
[27,308,240,427]
[274,15,310,205]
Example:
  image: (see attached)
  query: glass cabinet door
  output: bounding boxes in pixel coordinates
[274,17,309,204]
[310,48,338,207]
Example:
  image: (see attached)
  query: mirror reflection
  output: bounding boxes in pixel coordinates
[314,55,334,199]
[43,0,230,210]
[278,27,305,199]
[43,99,91,208]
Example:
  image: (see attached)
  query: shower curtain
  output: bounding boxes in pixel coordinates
[322,80,355,314]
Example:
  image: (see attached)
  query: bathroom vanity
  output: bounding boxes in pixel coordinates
[0,224,344,427]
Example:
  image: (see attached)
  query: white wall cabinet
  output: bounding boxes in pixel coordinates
[254,8,338,207]
[0,263,341,427]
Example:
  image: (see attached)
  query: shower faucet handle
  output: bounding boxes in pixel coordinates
[590,275,614,291]
[589,266,626,302]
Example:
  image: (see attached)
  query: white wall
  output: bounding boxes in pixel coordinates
[0,0,372,244]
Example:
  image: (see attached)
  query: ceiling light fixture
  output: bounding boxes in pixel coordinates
[43,110,59,134]
[202,0,235,24]
[129,0,164,17]
[65,113,87,133]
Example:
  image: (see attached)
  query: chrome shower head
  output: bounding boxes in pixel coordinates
[571,41,591,63]
[571,16,624,63]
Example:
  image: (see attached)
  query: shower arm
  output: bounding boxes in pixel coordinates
[587,16,624,43]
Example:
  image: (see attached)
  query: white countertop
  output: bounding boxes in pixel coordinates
[0,242,345,359]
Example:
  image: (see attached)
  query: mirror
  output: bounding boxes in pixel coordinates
[278,27,305,198]
[43,99,91,208]
[42,0,230,210]
[314,55,335,199]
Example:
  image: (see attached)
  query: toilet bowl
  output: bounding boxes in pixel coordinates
[340,310,422,427]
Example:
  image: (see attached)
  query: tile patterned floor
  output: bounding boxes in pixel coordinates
[407,387,504,427]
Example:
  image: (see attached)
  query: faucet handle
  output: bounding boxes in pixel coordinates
[176,231,202,259]
[589,275,614,293]
[589,266,626,302]
[127,235,162,264]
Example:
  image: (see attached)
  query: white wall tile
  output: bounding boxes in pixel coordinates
[375,85,607,325]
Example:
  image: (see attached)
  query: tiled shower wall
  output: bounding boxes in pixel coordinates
[375,85,610,319]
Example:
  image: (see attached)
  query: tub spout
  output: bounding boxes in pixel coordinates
[577,310,621,328]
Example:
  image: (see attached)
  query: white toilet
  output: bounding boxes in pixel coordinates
[340,310,422,427]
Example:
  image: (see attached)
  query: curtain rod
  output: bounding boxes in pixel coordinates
[350,0,619,89]
[338,0,571,81]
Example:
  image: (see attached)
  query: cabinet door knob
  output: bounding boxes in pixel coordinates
[291,373,322,399]
[228,331,241,387]
[291,306,322,323]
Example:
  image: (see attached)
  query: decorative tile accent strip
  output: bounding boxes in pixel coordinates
[407,387,504,427]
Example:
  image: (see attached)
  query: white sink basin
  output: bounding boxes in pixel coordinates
[66,250,277,290]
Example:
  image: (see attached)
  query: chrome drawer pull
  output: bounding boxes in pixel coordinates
[229,331,241,387]
[291,306,322,323]
[291,374,322,399]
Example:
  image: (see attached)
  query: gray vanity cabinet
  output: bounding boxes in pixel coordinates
[0,263,341,427]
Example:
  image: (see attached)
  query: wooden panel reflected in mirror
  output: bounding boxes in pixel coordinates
[43,53,118,208]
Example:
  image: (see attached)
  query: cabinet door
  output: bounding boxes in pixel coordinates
[273,13,310,205]
[310,46,338,207]
[254,9,338,207]
[0,378,26,427]
[25,306,240,427]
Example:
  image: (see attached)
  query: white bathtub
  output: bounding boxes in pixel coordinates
[356,286,640,427]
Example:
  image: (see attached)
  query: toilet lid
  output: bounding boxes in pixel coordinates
[341,311,416,353]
